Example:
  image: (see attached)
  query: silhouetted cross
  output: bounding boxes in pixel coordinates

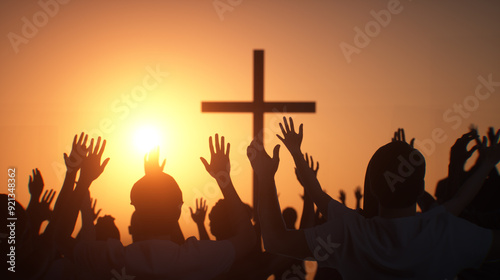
[202,49,316,235]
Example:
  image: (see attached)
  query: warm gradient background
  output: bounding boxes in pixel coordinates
[1,0,499,268]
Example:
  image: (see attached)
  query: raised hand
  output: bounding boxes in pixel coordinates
[79,137,110,183]
[90,198,102,222]
[475,127,500,166]
[450,129,479,170]
[64,132,89,172]
[338,190,346,205]
[295,153,319,186]
[28,168,44,200]
[39,189,56,221]
[200,134,231,180]
[247,139,280,179]
[392,128,415,148]
[444,127,500,216]
[190,198,208,225]
[354,186,363,201]
[144,146,166,175]
[277,117,303,155]
[354,186,363,210]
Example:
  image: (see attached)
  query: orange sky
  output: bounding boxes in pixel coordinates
[1,0,500,246]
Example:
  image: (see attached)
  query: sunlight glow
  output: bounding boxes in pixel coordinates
[134,126,161,154]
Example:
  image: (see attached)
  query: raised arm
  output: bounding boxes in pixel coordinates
[445,130,479,200]
[27,168,44,214]
[416,191,437,212]
[277,117,333,219]
[392,128,415,148]
[77,194,101,241]
[190,198,210,240]
[248,139,312,259]
[391,128,438,212]
[444,128,500,216]
[200,134,255,258]
[44,133,89,237]
[144,146,166,175]
[56,137,109,255]
[338,190,346,206]
[354,186,363,210]
[142,147,185,244]
[295,153,318,229]
[26,169,56,233]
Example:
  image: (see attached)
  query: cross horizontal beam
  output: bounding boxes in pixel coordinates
[202,102,316,113]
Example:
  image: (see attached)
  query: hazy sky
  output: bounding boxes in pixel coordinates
[2,0,500,245]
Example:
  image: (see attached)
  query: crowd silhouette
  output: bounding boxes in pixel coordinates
[1,117,500,279]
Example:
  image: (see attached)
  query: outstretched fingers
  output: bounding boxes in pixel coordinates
[101,158,110,171]
[215,134,220,153]
[488,127,500,145]
[221,135,226,154]
[401,128,406,143]
[87,138,95,156]
[97,139,106,158]
[93,137,102,155]
[278,123,286,141]
[283,116,291,133]
[200,157,210,170]
[289,117,296,133]
[209,136,215,156]
[272,145,280,162]
[409,138,415,148]
[47,190,56,204]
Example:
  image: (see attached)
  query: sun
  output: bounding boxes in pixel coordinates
[134,126,161,154]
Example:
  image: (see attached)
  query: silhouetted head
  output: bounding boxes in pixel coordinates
[129,210,179,243]
[282,207,297,229]
[208,199,236,240]
[95,215,120,241]
[130,172,183,222]
[208,199,253,240]
[367,142,425,209]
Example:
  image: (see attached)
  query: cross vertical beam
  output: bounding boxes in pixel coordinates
[201,49,316,243]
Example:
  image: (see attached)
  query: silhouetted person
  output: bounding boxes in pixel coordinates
[282,207,298,229]
[26,168,56,235]
[338,190,346,206]
[250,117,500,279]
[354,186,362,211]
[69,134,255,279]
[95,215,120,241]
[130,170,185,244]
[209,198,240,241]
[209,198,272,280]
[190,197,210,240]
[435,128,500,279]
